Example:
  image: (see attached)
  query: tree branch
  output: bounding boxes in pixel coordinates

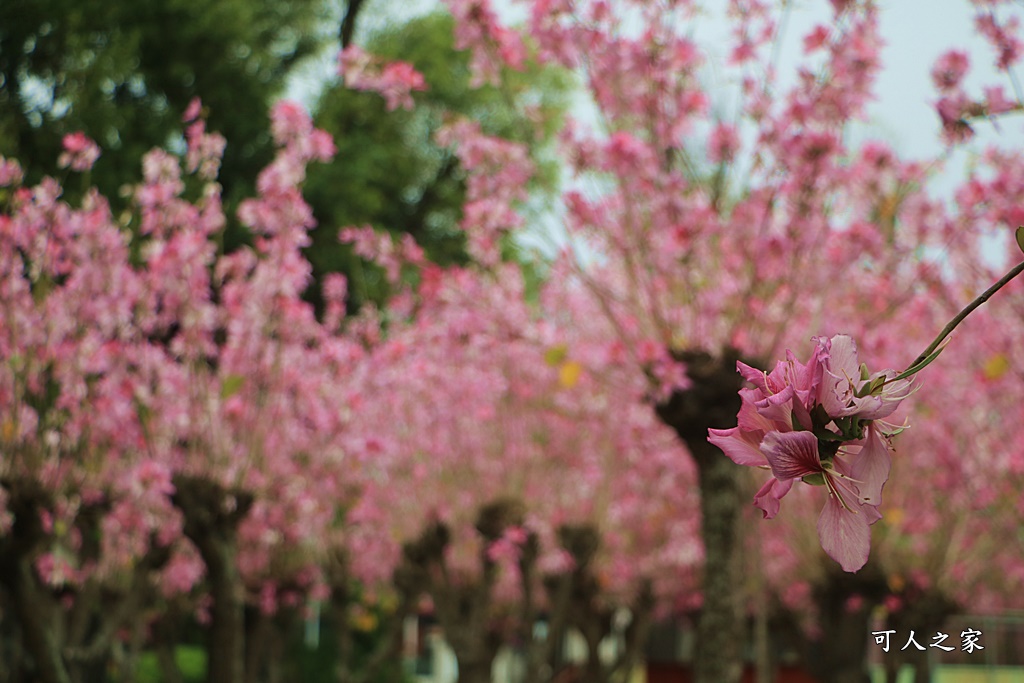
[340,0,368,49]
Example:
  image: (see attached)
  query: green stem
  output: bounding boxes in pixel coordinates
[907,259,1024,371]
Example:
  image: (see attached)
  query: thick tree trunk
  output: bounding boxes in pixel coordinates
[156,640,185,683]
[198,525,246,683]
[152,608,185,683]
[442,603,501,683]
[691,440,743,683]
[528,571,573,682]
[654,348,746,683]
[0,601,24,683]
[172,476,253,683]
[885,590,957,683]
[244,608,269,683]
[0,479,70,683]
[3,559,71,683]
[813,611,873,683]
[398,503,521,683]
[807,567,888,683]
[455,658,493,683]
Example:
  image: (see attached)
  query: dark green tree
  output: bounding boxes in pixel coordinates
[304,11,570,311]
[0,0,329,209]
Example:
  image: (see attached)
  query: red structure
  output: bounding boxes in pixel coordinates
[646,664,820,683]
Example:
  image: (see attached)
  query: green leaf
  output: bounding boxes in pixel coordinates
[220,374,245,399]
[544,345,568,367]
[814,428,847,442]
[133,396,152,425]
[892,345,945,382]
[802,472,825,486]
[809,403,831,431]
[1016,226,1024,255]
[841,417,865,441]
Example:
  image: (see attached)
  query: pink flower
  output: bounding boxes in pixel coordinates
[338,46,427,111]
[708,123,740,164]
[0,157,23,186]
[486,537,521,563]
[183,97,203,123]
[936,94,979,144]
[803,25,831,54]
[504,525,528,546]
[709,349,825,519]
[761,431,882,572]
[817,335,914,422]
[975,14,1023,70]
[709,334,908,572]
[270,100,313,146]
[884,594,903,613]
[378,62,427,111]
[58,132,101,172]
[983,85,1017,115]
[931,50,970,92]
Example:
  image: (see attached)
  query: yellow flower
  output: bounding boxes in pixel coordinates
[982,353,1010,380]
[559,361,583,389]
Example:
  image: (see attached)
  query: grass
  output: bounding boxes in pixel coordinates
[135,645,207,683]
[871,665,1024,683]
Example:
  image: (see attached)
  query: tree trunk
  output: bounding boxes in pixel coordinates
[0,479,70,683]
[456,658,493,683]
[199,529,246,683]
[886,590,957,683]
[400,503,522,683]
[807,567,887,683]
[442,608,501,683]
[154,609,185,683]
[654,348,747,683]
[2,558,71,683]
[244,608,270,683]
[691,440,743,683]
[172,476,253,683]
[156,640,185,683]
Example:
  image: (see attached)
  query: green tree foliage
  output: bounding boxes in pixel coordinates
[305,11,571,311]
[0,0,329,208]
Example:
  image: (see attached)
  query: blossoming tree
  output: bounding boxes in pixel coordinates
[342,0,1024,680]
[4,1,1024,682]
[0,102,358,683]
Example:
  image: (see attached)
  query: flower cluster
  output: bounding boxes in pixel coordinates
[57,132,101,172]
[709,335,914,572]
[338,45,427,111]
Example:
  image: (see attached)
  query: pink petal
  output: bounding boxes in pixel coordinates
[803,341,829,395]
[754,384,796,425]
[753,477,793,519]
[828,335,861,379]
[852,372,914,420]
[817,494,872,572]
[708,427,766,467]
[761,431,822,481]
[820,334,861,417]
[737,388,779,432]
[846,424,891,506]
[737,361,769,392]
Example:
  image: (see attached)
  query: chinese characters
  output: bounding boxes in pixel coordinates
[872,629,984,654]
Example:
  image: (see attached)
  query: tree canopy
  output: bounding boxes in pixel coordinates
[0,0,328,206]
[305,11,571,310]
